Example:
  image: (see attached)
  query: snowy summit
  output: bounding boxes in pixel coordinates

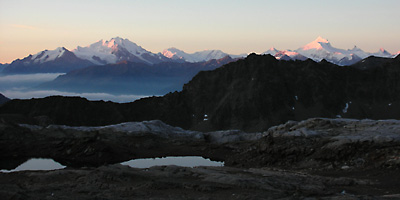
[73,37,168,65]
[30,47,67,64]
[263,36,397,66]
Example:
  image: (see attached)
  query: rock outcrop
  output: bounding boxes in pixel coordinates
[2,118,400,170]
[225,118,400,170]
[0,164,383,200]
[1,118,400,199]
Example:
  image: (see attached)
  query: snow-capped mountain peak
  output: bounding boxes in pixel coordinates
[295,37,356,63]
[73,37,166,65]
[161,48,232,62]
[269,47,278,51]
[378,48,391,55]
[301,36,330,50]
[192,50,228,62]
[162,48,187,60]
[263,47,280,56]
[30,47,68,64]
[106,37,148,54]
[349,45,361,51]
[372,48,392,57]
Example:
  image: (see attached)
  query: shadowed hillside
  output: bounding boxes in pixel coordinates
[1,54,400,132]
[0,93,10,105]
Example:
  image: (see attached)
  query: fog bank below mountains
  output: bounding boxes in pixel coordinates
[0,73,148,103]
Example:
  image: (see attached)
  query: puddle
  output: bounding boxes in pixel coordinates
[121,156,224,168]
[0,158,66,173]
[1,157,224,172]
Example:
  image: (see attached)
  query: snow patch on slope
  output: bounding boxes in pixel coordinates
[162,48,228,62]
[162,48,246,62]
[74,40,118,64]
[30,47,67,64]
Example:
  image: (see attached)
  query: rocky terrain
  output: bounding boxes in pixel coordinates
[4,164,395,200]
[1,54,400,132]
[1,118,400,199]
[2,54,400,199]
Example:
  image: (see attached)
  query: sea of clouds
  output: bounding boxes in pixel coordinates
[0,73,148,103]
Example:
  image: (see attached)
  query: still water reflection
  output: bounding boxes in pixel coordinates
[1,158,66,173]
[0,156,224,173]
[121,156,224,168]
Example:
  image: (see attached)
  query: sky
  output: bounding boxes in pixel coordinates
[1,0,399,64]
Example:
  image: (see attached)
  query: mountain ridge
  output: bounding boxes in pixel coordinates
[2,54,400,132]
[0,93,10,105]
[2,36,398,74]
[37,56,237,95]
[162,48,247,62]
[2,48,94,74]
[73,37,171,65]
[264,36,396,65]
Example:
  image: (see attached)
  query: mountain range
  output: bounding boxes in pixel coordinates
[1,37,243,74]
[1,36,398,74]
[2,47,94,74]
[263,36,397,66]
[38,56,236,95]
[0,93,10,105]
[2,54,400,132]
[162,48,246,62]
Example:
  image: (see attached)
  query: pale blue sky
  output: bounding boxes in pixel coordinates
[1,0,399,63]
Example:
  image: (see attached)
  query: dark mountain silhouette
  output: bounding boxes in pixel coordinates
[351,56,393,70]
[0,93,10,105]
[38,56,236,95]
[1,54,400,132]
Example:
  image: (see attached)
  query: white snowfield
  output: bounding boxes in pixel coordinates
[20,118,400,145]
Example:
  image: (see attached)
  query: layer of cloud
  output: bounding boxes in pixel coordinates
[1,89,148,103]
[0,73,64,83]
[0,73,152,103]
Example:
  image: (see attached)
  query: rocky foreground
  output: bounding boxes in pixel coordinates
[1,118,400,199]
